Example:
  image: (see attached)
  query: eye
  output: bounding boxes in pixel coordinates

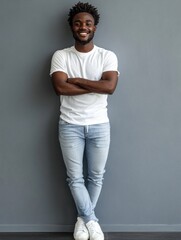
[73,22,80,27]
[86,21,93,27]
[75,23,80,27]
[86,23,92,27]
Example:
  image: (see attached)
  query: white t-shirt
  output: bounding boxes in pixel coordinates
[50,45,119,125]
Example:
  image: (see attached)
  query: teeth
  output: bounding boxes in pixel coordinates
[79,33,87,36]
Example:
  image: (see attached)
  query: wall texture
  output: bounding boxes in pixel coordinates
[0,0,181,232]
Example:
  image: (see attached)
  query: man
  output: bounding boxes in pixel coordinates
[50,2,119,240]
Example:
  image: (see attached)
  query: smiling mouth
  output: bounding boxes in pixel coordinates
[73,27,94,44]
[79,32,88,37]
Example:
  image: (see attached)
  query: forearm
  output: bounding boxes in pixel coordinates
[53,81,90,96]
[67,77,116,94]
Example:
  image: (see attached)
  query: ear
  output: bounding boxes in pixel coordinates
[70,25,74,32]
[93,25,97,32]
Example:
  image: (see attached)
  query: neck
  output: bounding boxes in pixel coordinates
[74,41,94,53]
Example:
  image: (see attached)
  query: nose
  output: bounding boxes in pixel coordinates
[80,22,87,29]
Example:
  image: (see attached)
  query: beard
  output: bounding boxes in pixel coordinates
[72,31,95,45]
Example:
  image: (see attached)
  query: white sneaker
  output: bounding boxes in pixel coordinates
[73,217,89,240]
[86,220,104,240]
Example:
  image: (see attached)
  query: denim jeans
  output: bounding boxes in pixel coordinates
[59,119,110,223]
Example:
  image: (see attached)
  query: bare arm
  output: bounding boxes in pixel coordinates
[67,71,118,95]
[51,71,90,96]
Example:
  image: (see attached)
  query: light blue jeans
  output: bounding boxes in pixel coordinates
[59,119,110,223]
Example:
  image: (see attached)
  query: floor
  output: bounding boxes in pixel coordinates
[0,232,181,240]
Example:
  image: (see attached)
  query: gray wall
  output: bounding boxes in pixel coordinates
[0,0,181,232]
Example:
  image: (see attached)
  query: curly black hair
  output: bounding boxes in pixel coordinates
[68,2,100,26]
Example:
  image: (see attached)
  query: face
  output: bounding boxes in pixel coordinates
[71,12,96,45]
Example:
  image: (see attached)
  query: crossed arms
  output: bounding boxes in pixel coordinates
[51,71,118,96]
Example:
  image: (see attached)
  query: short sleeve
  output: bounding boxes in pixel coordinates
[50,50,67,76]
[103,51,119,76]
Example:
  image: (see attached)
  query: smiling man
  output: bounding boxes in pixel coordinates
[50,2,119,240]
